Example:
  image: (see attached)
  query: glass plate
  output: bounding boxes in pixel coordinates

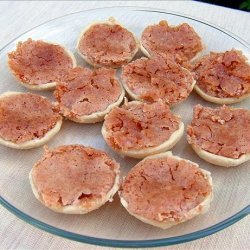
[0,6,249,248]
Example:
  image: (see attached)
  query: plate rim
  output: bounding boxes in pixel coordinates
[1,196,249,247]
[0,5,249,248]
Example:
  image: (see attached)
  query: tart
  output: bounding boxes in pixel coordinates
[54,67,125,123]
[192,49,250,104]
[102,100,184,158]
[77,17,139,68]
[8,39,76,90]
[0,92,62,149]
[119,152,213,229]
[187,104,250,167]
[29,145,120,214]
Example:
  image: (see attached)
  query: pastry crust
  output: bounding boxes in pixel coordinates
[0,91,62,149]
[194,82,250,104]
[29,146,120,214]
[76,17,139,68]
[102,101,184,158]
[119,152,213,229]
[8,40,77,91]
[190,144,250,167]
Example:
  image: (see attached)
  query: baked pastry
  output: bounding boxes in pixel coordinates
[187,104,250,167]
[8,38,76,90]
[192,49,250,104]
[102,100,184,158]
[0,92,62,149]
[121,56,195,105]
[141,20,203,64]
[119,151,213,229]
[54,67,125,123]
[77,17,139,68]
[29,145,120,214]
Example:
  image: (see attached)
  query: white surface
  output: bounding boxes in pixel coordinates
[0,1,249,249]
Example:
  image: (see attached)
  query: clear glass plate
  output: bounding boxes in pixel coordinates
[0,6,249,248]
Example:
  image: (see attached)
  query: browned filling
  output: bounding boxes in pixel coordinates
[0,93,60,143]
[121,57,194,105]
[103,101,181,151]
[8,39,74,85]
[187,105,250,159]
[121,156,211,222]
[32,145,119,208]
[192,49,250,98]
[78,23,137,67]
[54,67,122,118]
[141,21,202,64]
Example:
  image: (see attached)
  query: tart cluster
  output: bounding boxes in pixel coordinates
[2,16,249,230]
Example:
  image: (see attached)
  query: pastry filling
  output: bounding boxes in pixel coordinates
[103,101,181,150]
[54,67,122,118]
[78,23,137,67]
[8,39,74,85]
[32,145,119,208]
[0,93,60,143]
[121,156,211,222]
[187,105,250,159]
[121,57,194,105]
[141,21,202,63]
[192,49,250,98]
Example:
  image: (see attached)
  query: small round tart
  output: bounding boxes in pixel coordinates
[141,20,203,64]
[8,38,76,90]
[0,92,62,149]
[121,56,195,105]
[102,100,184,159]
[77,17,139,68]
[119,152,213,229]
[54,67,125,123]
[192,49,250,104]
[29,145,120,214]
[187,104,250,167]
